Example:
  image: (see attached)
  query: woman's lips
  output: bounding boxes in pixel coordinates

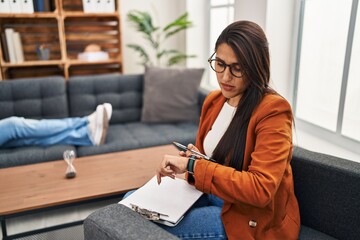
[221,83,234,91]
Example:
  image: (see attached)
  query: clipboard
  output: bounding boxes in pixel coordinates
[119,176,203,226]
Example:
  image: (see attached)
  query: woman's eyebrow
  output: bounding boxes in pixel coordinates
[215,57,240,66]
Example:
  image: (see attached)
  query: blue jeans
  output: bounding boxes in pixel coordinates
[0,116,93,148]
[123,191,227,239]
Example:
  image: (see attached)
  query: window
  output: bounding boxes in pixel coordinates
[208,0,235,87]
[342,4,360,141]
[294,0,360,152]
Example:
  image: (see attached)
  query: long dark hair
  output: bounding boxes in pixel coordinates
[211,21,273,170]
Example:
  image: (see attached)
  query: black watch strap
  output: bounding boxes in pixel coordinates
[187,155,197,174]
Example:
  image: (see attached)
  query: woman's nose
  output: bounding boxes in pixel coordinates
[221,66,233,81]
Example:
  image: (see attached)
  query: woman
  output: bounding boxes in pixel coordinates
[156,21,300,239]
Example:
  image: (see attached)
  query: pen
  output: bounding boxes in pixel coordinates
[172,141,216,162]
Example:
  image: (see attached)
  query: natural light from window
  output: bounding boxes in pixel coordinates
[209,0,234,88]
[295,0,360,149]
[296,0,352,132]
[342,1,360,141]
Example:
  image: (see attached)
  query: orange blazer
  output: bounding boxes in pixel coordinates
[191,90,300,240]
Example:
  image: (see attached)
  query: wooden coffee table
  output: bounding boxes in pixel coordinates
[0,144,178,239]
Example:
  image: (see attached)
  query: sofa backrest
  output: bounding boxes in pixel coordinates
[291,146,360,240]
[0,76,69,120]
[68,74,143,124]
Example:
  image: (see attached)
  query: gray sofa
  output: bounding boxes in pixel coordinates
[0,74,204,168]
[84,147,360,240]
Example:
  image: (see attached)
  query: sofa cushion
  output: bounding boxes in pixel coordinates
[0,76,68,120]
[76,122,198,157]
[292,147,360,240]
[141,66,204,123]
[0,145,76,168]
[68,73,143,124]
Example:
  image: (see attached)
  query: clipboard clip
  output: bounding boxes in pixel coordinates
[130,204,169,221]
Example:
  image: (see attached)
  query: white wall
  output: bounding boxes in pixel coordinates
[234,0,267,30]
[185,0,209,69]
[265,0,298,102]
[185,0,210,88]
[233,0,297,101]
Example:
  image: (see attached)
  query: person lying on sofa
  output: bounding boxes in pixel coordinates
[0,103,112,148]
[155,21,301,239]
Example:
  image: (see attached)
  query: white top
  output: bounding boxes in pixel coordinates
[203,101,237,157]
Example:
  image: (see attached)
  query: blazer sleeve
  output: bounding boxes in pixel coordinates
[192,96,293,208]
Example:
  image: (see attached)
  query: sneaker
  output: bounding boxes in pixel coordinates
[103,103,113,121]
[87,106,101,143]
[88,105,109,146]
[98,105,109,145]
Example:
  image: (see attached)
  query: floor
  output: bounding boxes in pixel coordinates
[13,225,84,240]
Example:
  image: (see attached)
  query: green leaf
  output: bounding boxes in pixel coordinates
[127,44,151,65]
[156,49,178,59]
[163,12,190,31]
[127,10,159,49]
[164,25,191,39]
[163,13,192,39]
[127,10,158,35]
[127,10,196,67]
[167,53,196,66]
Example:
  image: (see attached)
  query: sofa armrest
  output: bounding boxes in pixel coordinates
[292,146,360,240]
[84,204,179,240]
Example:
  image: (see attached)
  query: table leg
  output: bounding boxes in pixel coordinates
[1,218,8,239]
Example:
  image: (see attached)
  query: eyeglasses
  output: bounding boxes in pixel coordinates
[208,52,243,78]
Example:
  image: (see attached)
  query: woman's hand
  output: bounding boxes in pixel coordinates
[156,154,188,184]
[179,143,200,157]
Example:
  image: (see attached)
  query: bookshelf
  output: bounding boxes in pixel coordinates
[0,0,122,80]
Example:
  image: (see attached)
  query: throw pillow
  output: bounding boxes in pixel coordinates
[141,66,204,123]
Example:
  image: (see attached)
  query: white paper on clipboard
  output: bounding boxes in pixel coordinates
[119,176,203,226]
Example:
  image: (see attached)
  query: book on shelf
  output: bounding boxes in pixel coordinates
[20,0,34,13]
[1,33,10,62]
[82,0,95,13]
[82,0,115,13]
[0,0,34,13]
[33,0,50,12]
[101,0,115,13]
[4,29,17,63]
[4,29,24,63]
[13,32,24,62]
[0,0,11,13]
[9,0,22,13]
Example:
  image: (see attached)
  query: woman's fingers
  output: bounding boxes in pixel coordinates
[156,173,162,184]
[185,143,200,157]
[156,156,175,184]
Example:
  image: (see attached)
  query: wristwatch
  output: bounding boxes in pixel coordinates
[187,155,197,174]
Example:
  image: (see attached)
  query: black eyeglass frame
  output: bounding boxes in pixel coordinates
[207,52,243,78]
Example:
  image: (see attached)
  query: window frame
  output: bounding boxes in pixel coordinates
[293,0,360,154]
[207,0,236,88]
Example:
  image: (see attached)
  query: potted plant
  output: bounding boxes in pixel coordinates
[127,10,196,66]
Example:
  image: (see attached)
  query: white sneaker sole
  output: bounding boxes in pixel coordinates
[94,105,104,145]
